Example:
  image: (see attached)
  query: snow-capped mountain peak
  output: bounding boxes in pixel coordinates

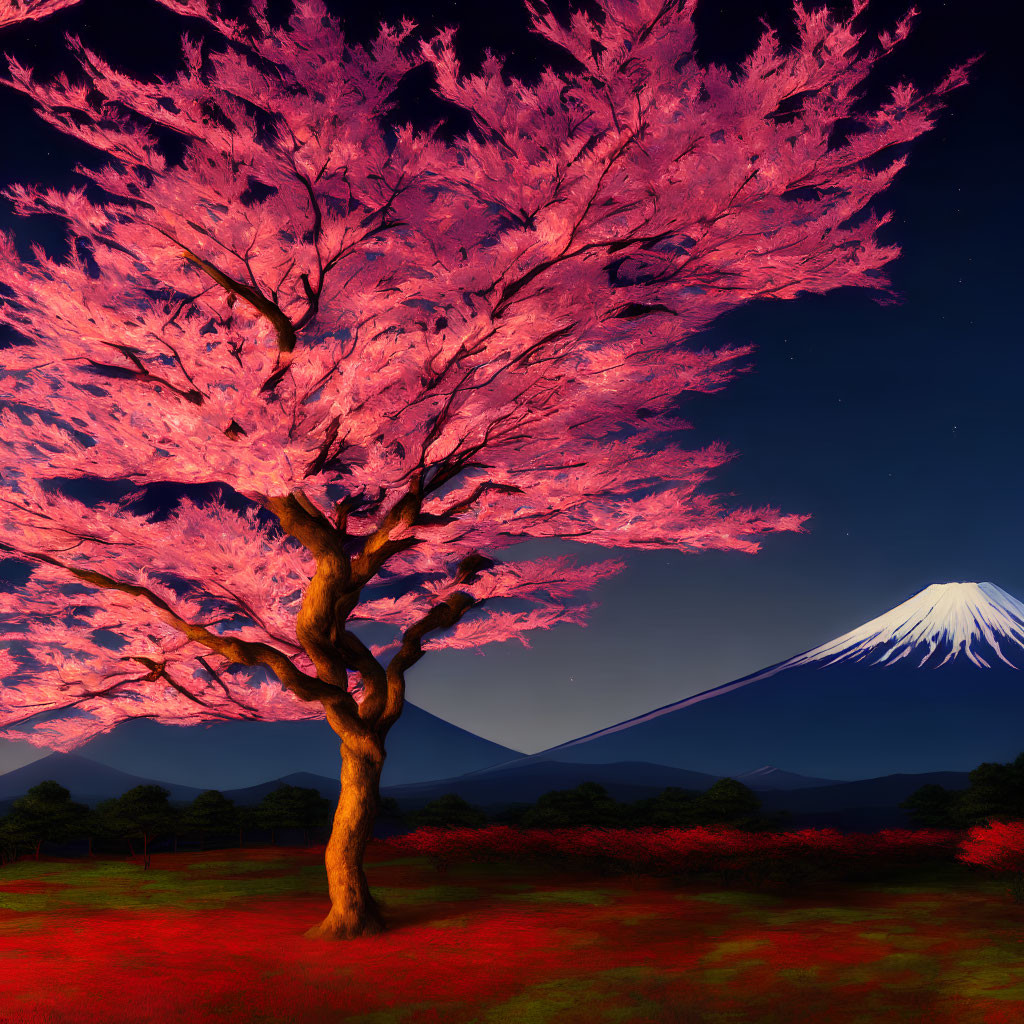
[783,581,1024,670]
[541,581,1024,758]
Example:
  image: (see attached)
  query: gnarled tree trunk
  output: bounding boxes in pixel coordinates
[306,730,386,939]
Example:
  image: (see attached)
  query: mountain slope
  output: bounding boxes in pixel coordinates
[381,760,729,809]
[0,753,348,810]
[732,766,840,790]
[377,760,972,833]
[503,582,1024,779]
[0,753,205,804]
[753,771,974,814]
[76,701,525,790]
[0,754,974,837]
[219,772,342,807]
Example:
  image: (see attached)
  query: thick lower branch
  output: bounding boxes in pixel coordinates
[265,492,343,560]
[0,542,347,711]
[380,552,492,731]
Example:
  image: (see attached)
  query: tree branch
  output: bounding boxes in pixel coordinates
[181,247,297,353]
[121,655,215,708]
[0,540,352,714]
[417,480,523,523]
[380,551,492,733]
[265,492,344,560]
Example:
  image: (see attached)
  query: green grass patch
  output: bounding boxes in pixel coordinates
[504,889,615,907]
[618,912,661,926]
[857,931,940,949]
[0,891,55,912]
[836,952,941,990]
[688,890,785,908]
[0,917,46,935]
[697,962,768,985]
[438,860,559,884]
[703,938,771,962]
[760,905,896,925]
[341,1007,431,1024]
[184,859,294,873]
[480,968,667,1024]
[367,857,432,868]
[0,860,327,912]
[858,864,997,896]
[776,966,822,982]
[371,885,483,906]
[947,946,1024,1001]
[860,881,959,895]
[887,900,946,913]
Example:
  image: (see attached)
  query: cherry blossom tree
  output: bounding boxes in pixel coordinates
[0,0,968,937]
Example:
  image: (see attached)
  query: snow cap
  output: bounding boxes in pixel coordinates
[789,582,1024,670]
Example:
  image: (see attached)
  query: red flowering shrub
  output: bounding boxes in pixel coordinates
[957,820,1024,902]
[383,825,963,889]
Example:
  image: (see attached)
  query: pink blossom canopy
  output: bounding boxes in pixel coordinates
[0,0,969,750]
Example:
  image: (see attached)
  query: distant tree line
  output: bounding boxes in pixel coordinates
[900,752,1024,830]
[0,782,330,868]
[396,778,790,832]
[405,751,1024,834]
[0,776,783,864]
[5,750,1021,866]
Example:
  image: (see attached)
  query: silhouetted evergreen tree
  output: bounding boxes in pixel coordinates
[2,780,90,860]
[181,791,240,850]
[489,802,533,826]
[0,810,31,864]
[900,784,963,828]
[255,785,330,845]
[624,787,703,827]
[957,756,1024,826]
[97,785,178,869]
[237,805,260,848]
[378,796,403,821]
[693,778,762,826]
[520,782,625,828]
[409,794,487,828]
[901,752,1024,830]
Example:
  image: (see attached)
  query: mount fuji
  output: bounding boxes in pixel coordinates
[497,582,1024,780]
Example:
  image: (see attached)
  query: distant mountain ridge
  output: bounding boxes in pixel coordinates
[382,759,727,807]
[732,765,840,790]
[0,753,205,806]
[0,752,975,834]
[72,700,524,790]
[489,582,1024,779]
[0,753,346,811]
[377,761,975,833]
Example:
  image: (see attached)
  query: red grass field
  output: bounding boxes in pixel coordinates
[1,840,1022,1023]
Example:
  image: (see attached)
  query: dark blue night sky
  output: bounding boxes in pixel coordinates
[0,0,1018,769]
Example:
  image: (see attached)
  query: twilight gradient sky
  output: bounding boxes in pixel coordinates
[0,0,1019,767]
